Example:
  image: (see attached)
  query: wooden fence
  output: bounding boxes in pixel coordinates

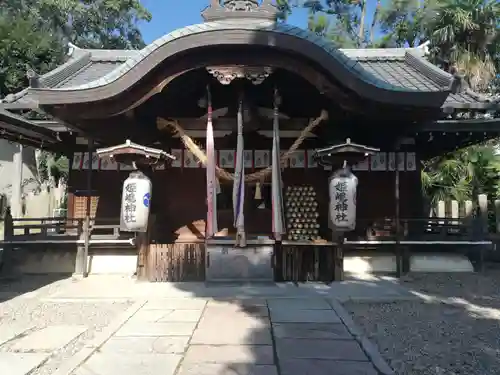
[1,214,127,242]
[428,194,500,238]
[147,243,205,282]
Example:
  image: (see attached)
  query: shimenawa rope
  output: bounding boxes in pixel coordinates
[157,109,328,182]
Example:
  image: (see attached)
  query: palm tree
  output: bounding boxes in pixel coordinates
[378,0,439,47]
[422,145,500,206]
[428,0,500,91]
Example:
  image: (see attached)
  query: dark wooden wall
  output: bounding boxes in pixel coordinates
[69,161,422,243]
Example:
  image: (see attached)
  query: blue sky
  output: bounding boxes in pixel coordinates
[139,0,378,44]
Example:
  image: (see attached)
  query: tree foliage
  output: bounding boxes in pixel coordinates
[1,0,151,98]
[0,14,64,97]
[0,0,151,184]
[3,0,152,49]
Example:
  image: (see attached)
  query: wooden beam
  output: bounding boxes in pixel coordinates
[411,118,500,132]
[171,117,311,130]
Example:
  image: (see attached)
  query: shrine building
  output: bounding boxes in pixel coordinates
[0,0,498,281]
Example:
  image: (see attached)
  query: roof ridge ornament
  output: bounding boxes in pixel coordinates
[202,0,278,22]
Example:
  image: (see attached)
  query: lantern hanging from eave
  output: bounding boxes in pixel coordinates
[120,170,152,232]
[314,139,378,233]
[329,167,358,232]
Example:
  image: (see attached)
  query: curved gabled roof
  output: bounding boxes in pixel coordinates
[22,19,450,108]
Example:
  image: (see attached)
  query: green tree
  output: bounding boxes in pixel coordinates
[378,0,439,47]
[4,0,152,50]
[427,0,500,91]
[422,145,500,205]
[1,1,152,184]
[283,0,385,47]
[0,14,64,97]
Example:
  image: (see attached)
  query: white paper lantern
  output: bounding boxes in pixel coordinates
[120,171,152,232]
[329,168,358,231]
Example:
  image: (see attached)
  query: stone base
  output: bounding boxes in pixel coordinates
[7,247,137,276]
[344,252,474,274]
[205,245,274,282]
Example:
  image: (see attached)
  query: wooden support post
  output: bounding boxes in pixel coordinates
[334,241,344,282]
[1,208,14,274]
[477,194,488,272]
[136,165,154,281]
[75,219,87,275]
[11,144,23,218]
[82,139,93,278]
[495,199,500,234]
[332,231,344,282]
[137,214,154,281]
[395,147,402,277]
[273,241,283,282]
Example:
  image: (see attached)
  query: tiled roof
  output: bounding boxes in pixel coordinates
[0,21,489,110]
[356,58,482,107]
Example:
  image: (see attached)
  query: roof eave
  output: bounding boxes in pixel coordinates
[0,109,60,146]
[22,25,451,109]
[442,102,500,110]
[412,118,500,132]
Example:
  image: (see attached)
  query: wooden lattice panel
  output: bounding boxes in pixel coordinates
[148,243,205,282]
[73,196,99,218]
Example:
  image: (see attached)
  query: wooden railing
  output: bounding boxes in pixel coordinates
[350,217,487,241]
[0,214,132,244]
[344,216,491,275]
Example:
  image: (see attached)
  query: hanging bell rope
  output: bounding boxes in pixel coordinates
[156,109,328,182]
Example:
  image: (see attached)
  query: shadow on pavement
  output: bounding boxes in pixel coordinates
[0,273,71,303]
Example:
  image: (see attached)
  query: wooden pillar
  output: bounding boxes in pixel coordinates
[333,241,344,282]
[274,241,283,282]
[136,165,154,281]
[137,214,154,281]
[75,139,93,277]
[1,208,14,273]
[477,194,488,272]
[10,144,23,218]
[332,231,344,282]
[395,147,402,277]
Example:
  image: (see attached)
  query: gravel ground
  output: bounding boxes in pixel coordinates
[344,271,500,375]
[0,276,133,375]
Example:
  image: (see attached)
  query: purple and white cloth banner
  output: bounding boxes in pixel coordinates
[206,86,218,237]
[271,90,286,240]
[233,98,245,246]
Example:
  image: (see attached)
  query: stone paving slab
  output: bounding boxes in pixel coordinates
[99,336,189,354]
[130,309,203,323]
[204,304,269,317]
[279,359,378,375]
[142,298,207,310]
[270,309,341,324]
[191,325,272,345]
[72,353,182,375]
[275,338,368,361]
[176,363,279,375]
[114,322,196,337]
[267,298,332,310]
[183,345,275,365]
[0,324,33,347]
[10,325,87,352]
[200,310,269,326]
[0,352,50,375]
[272,323,352,340]
[207,298,268,307]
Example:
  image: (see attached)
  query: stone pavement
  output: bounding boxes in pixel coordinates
[0,324,89,375]
[67,297,393,375]
[0,276,408,375]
